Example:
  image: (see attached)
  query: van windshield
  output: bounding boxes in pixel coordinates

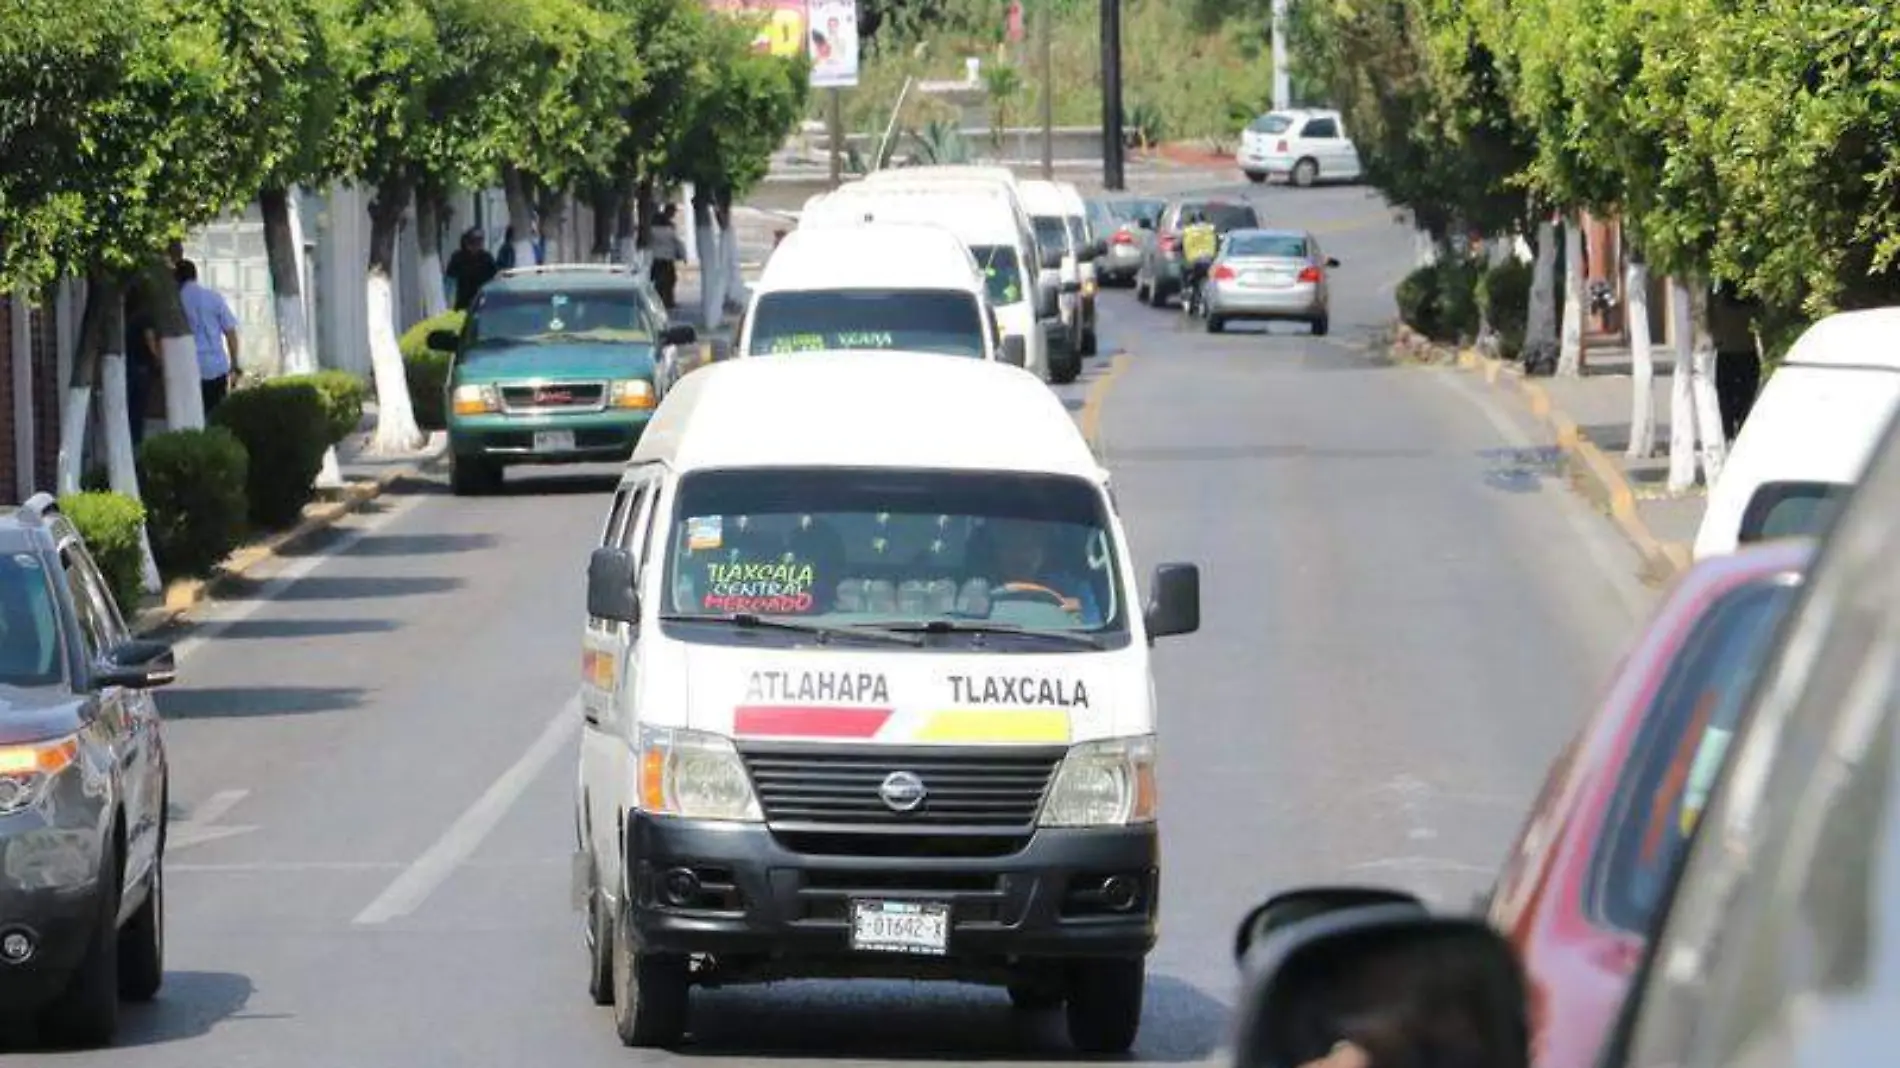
[968,245,1026,306]
[661,468,1127,647]
[747,290,986,358]
[1032,216,1072,254]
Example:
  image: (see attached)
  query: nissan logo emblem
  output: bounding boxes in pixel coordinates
[878,771,927,813]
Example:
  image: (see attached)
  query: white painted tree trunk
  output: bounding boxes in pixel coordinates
[365,269,424,454]
[724,224,747,310]
[99,353,161,592]
[1525,220,1559,353]
[159,336,203,429]
[420,249,448,317]
[1413,229,1438,268]
[1666,278,1699,492]
[1556,221,1586,377]
[696,218,721,328]
[56,386,91,497]
[1687,284,1728,483]
[266,187,319,376]
[1625,258,1656,459]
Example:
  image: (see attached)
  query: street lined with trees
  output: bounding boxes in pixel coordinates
[0,0,808,601]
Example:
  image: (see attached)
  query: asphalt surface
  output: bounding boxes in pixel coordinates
[12,179,1655,1065]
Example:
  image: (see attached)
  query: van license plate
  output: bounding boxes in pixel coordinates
[850,900,950,955]
[533,430,575,453]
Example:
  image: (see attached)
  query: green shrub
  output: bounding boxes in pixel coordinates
[1437,259,1483,343]
[279,369,369,445]
[137,428,250,577]
[400,310,462,431]
[59,491,146,612]
[1395,264,1443,340]
[211,381,330,529]
[1478,259,1534,360]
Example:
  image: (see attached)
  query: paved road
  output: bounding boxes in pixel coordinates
[13,180,1653,1065]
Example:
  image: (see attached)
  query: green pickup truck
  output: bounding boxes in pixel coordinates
[433,266,696,496]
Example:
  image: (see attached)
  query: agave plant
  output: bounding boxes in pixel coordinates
[906,120,972,166]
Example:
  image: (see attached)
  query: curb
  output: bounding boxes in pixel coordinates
[130,450,450,637]
[1396,329,1691,585]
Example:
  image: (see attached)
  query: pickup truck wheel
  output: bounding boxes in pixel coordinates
[450,456,500,497]
[40,832,121,1048]
[1065,957,1144,1054]
[611,906,689,1047]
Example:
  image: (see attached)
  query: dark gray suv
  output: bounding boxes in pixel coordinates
[0,494,176,1047]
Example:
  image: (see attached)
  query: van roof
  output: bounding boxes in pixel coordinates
[631,352,1104,480]
[758,223,980,292]
[1019,178,1073,215]
[863,165,1020,188]
[1781,307,1900,371]
[813,186,1021,242]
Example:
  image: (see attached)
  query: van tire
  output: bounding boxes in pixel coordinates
[1065,957,1144,1054]
[611,906,689,1048]
[585,866,614,1006]
[1051,346,1082,385]
[1244,170,1266,184]
[1292,158,1319,188]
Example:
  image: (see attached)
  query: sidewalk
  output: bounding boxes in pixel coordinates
[1394,329,1707,583]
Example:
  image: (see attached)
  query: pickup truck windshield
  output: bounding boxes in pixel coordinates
[747,290,986,358]
[662,467,1125,641]
[469,288,652,347]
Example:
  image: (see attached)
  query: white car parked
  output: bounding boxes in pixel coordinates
[1236,108,1364,188]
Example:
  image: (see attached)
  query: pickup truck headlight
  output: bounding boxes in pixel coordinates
[451,383,501,416]
[0,736,79,815]
[636,726,762,822]
[1039,735,1157,827]
[610,379,655,410]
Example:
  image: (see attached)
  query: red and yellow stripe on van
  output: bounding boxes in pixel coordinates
[733,705,1069,744]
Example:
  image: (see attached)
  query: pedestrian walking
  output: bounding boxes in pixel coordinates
[176,259,241,415]
[648,205,685,310]
[445,227,498,310]
[123,281,161,448]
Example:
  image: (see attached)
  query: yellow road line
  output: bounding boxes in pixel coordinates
[1307,209,1404,236]
[1079,353,1132,457]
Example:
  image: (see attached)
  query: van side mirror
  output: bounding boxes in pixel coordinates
[1234,887,1427,964]
[1231,907,1530,1068]
[661,323,697,346]
[587,547,641,624]
[1060,277,1082,295]
[1088,239,1108,260]
[426,329,460,352]
[1326,257,1341,269]
[1036,270,1061,318]
[1040,246,1065,271]
[1144,563,1200,638]
[1000,335,1027,367]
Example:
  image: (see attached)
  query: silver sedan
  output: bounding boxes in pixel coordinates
[1201,229,1338,335]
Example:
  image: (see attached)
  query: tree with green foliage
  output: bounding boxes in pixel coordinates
[585,0,706,260]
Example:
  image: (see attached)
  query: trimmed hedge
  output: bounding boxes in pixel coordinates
[1477,259,1534,360]
[1397,259,1484,345]
[280,369,370,445]
[1396,265,1444,341]
[211,381,331,529]
[138,428,250,577]
[400,310,463,431]
[59,491,146,612]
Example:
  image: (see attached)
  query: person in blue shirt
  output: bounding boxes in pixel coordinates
[983,519,1104,626]
[175,259,240,414]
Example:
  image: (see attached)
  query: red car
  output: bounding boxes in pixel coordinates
[1482,540,1810,1068]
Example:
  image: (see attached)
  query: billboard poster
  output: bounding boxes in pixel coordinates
[807,0,860,88]
[707,0,808,59]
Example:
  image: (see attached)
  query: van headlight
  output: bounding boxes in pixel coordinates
[636,726,762,821]
[1039,735,1157,827]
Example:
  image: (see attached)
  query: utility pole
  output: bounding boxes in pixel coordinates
[1100,0,1124,190]
[1271,0,1291,110]
[1038,0,1054,179]
[828,87,844,187]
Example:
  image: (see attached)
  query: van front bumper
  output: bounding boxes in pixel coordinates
[621,814,1158,981]
[448,410,651,464]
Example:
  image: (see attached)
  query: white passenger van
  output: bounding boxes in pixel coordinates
[1695,307,1900,558]
[575,353,1201,1054]
[1021,178,1106,359]
[734,222,1004,363]
[809,183,1072,381]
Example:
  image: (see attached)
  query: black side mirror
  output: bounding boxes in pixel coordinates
[1000,335,1028,367]
[1137,218,1154,230]
[1232,907,1530,1068]
[661,323,697,346]
[426,329,460,352]
[1090,239,1109,260]
[1326,257,1341,269]
[1234,887,1428,964]
[587,547,641,624]
[1036,270,1061,318]
[95,639,177,690]
[1061,278,1082,295]
[1144,563,1200,638]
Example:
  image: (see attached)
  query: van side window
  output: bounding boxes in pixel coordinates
[603,487,635,548]
[1302,117,1340,139]
[633,481,663,590]
[1739,480,1850,545]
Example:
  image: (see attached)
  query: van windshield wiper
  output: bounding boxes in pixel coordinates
[882,620,1104,648]
[659,612,923,646]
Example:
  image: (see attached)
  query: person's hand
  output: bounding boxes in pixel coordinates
[1299,1041,1370,1068]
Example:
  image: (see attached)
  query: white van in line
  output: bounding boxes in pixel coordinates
[1694,307,1900,559]
[809,183,1073,382]
[574,353,1201,1053]
[734,222,1004,363]
[1021,178,1106,358]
